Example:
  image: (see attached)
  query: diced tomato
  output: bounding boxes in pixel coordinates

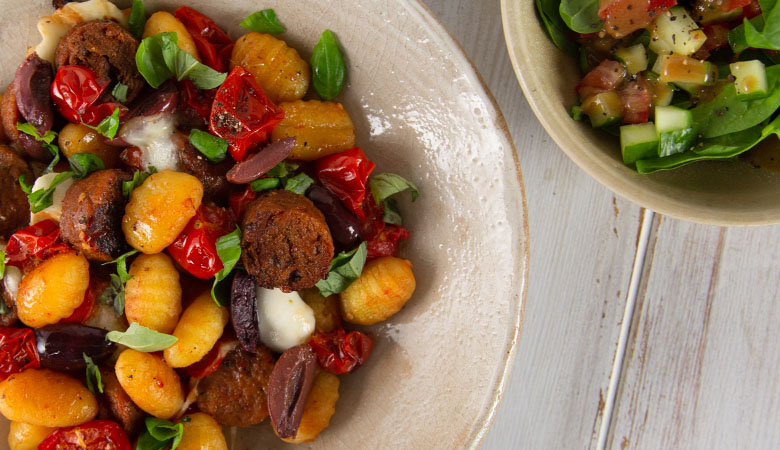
[693,24,731,59]
[599,0,676,38]
[576,60,627,100]
[619,79,650,124]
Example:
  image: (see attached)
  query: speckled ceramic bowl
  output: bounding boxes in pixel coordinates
[1,0,528,448]
[502,0,780,225]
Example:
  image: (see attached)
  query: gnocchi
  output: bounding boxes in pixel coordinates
[0,369,98,427]
[282,371,340,444]
[16,252,90,328]
[142,11,200,60]
[271,100,356,161]
[122,170,203,254]
[300,288,343,333]
[176,413,228,450]
[124,253,182,334]
[58,123,121,168]
[340,257,416,325]
[8,421,55,450]
[115,349,185,420]
[231,32,310,103]
[164,291,229,368]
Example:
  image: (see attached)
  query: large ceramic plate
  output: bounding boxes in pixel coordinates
[1,0,528,448]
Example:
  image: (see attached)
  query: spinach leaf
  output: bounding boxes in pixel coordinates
[744,0,780,50]
[69,153,105,179]
[211,228,242,306]
[83,353,103,394]
[106,322,178,352]
[189,129,228,163]
[559,0,602,34]
[129,0,147,39]
[27,171,73,214]
[692,65,780,138]
[137,33,226,90]
[240,9,286,34]
[112,83,129,104]
[536,0,578,54]
[316,241,368,297]
[284,172,314,195]
[311,30,345,101]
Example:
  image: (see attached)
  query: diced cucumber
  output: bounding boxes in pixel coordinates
[730,60,768,100]
[570,105,584,121]
[646,76,675,107]
[652,55,669,75]
[650,7,707,56]
[614,44,648,75]
[581,92,623,128]
[658,54,717,85]
[621,123,659,164]
[655,105,693,133]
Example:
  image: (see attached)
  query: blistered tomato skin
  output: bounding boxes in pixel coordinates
[38,420,131,450]
[0,327,40,380]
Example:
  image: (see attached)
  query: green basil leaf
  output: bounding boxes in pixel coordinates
[311,30,345,101]
[211,228,242,306]
[112,83,129,104]
[28,171,73,214]
[129,0,147,39]
[249,177,280,192]
[315,241,367,297]
[123,169,156,197]
[84,108,121,139]
[83,353,103,394]
[17,122,60,174]
[536,0,579,54]
[106,322,178,352]
[369,173,419,205]
[69,153,105,179]
[137,432,169,450]
[100,249,139,316]
[189,129,228,163]
[382,198,403,225]
[137,417,184,450]
[240,9,286,34]
[284,172,314,195]
[136,32,177,88]
[559,0,602,34]
[18,174,31,195]
[160,34,227,89]
[0,250,5,281]
[266,161,299,178]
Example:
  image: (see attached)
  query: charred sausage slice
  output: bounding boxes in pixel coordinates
[241,190,334,292]
[60,169,132,262]
[0,144,32,240]
[99,367,145,436]
[196,345,276,426]
[174,132,232,201]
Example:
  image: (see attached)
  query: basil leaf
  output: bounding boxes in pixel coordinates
[266,161,299,178]
[69,153,105,179]
[0,250,5,281]
[559,0,602,34]
[28,171,73,214]
[369,173,419,204]
[18,174,31,195]
[129,0,147,39]
[136,32,176,88]
[382,198,403,225]
[189,129,228,163]
[112,83,129,104]
[249,177,280,192]
[137,432,169,450]
[316,241,367,297]
[106,322,178,352]
[138,417,184,450]
[83,353,103,394]
[536,0,578,54]
[100,249,139,316]
[311,30,345,101]
[84,108,121,139]
[211,228,242,306]
[17,122,60,174]
[123,169,156,197]
[138,33,227,90]
[240,9,286,34]
[284,172,314,195]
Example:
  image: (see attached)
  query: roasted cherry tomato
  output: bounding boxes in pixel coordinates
[366,224,411,260]
[183,338,238,378]
[228,185,258,221]
[168,204,235,279]
[0,327,40,380]
[179,80,216,123]
[50,65,126,126]
[38,420,131,450]
[175,6,234,72]
[61,276,98,324]
[314,147,376,221]
[308,329,375,375]
[209,67,285,162]
[5,220,71,269]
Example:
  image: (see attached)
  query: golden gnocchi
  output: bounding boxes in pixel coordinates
[124,253,182,334]
[271,100,356,161]
[340,257,416,325]
[164,291,229,368]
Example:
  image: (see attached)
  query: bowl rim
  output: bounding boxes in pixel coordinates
[500,0,780,226]
[410,1,529,447]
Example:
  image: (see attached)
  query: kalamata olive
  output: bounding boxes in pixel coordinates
[267,344,317,439]
[307,185,361,247]
[14,53,54,161]
[34,323,115,372]
[231,271,260,353]
[226,137,296,184]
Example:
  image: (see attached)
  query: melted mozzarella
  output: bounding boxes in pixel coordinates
[3,266,22,304]
[30,172,74,225]
[119,113,181,172]
[256,288,315,353]
[35,0,128,62]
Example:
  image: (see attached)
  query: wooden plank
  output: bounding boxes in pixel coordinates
[608,219,780,449]
[418,1,649,448]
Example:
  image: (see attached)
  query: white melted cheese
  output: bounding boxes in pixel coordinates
[3,266,22,304]
[256,288,315,353]
[119,113,181,172]
[30,172,74,225]
[35,0,129,62]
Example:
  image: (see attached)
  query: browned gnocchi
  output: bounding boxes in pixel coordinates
[340,257,417,325]
[16,253,90,328]
[271,100,356,161]
[7,421,55,450]
[142,11,200,60]
[58,123,121,168]
[300,288,343,333]
[115,349,184,420]
[176,413,228,450]
[124,253,182,334]
[164,291,229,368]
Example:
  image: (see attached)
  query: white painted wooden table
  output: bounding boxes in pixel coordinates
[421,1,780,448]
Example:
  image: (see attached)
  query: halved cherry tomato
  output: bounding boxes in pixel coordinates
[50,66,126,126]
[599,0,677,38]
[308,329,375,375]
[5,220,71,269]
[183,338,238,378]
[168,204,235,279]
[315,147,376,221]
[178,80,216,123]
[0,327,40,381]
[38,420,130,450]
[366,224,411,260]
[174,6,234,72]
[228,185,258,221]
[209,67,285,162]
[62,276,98,324]
[576,60,626,101]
